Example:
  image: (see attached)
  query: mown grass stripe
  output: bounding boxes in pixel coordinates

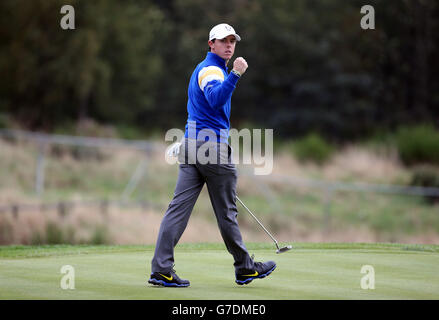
[1,242,438,259]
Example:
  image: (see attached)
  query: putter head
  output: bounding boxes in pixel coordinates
[276,245,292,254]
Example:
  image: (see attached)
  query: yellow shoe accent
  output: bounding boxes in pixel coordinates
[159,273,173,281]
[242,271,259,277]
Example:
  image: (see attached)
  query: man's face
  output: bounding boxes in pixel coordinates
[209,35,237,61]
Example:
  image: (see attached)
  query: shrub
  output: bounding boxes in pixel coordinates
[89,225,111,245]
[0,113,8,128]
[0,220,13,244]
[396,125,439,165]
[292,133,335,165]
[410,165,439,204]
[30,222,76,245]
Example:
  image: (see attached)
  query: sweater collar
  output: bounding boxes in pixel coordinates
[206,52,228,70]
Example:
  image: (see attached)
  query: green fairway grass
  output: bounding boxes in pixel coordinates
[0,243,438,300]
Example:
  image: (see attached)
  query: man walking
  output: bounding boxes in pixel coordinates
[148,23,276,287]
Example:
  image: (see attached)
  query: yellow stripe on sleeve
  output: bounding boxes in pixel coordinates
[198,68,224,88]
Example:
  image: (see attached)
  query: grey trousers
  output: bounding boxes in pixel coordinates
[151,139,254,273]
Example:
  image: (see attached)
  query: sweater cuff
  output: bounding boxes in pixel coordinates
[228,71,240,86]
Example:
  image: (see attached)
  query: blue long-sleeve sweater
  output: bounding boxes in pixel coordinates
[184,52,240,144]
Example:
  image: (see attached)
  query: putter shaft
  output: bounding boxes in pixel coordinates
[236,196,280,250]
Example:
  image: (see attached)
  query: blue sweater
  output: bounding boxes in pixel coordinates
[184,52,240,144]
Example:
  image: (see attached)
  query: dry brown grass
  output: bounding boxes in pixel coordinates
[273,145,409,184]
[1,138,438,245]
[322,145,409,184]
[1,202,439,245]
[0,204,226,245]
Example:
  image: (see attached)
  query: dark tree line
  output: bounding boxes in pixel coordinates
[0,0,438,141]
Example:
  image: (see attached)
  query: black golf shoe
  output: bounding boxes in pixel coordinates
[235,260,276,285]
[148,269,190,288]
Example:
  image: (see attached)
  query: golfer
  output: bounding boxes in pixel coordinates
[148,24,276,287]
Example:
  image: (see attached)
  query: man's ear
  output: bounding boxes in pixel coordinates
[208,40,215,51]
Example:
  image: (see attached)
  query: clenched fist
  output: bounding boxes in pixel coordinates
[232,57,248,76]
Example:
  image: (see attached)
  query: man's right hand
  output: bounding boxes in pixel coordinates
[232,57,248,76]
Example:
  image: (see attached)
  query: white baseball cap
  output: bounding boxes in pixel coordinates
[209,23,241,42]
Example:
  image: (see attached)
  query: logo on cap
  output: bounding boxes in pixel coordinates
[209,23,241,41]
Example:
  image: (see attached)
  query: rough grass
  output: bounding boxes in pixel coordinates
[1,138,439,245]
[1,242,438,259]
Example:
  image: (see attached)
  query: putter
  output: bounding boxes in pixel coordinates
[236,196,292,254]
